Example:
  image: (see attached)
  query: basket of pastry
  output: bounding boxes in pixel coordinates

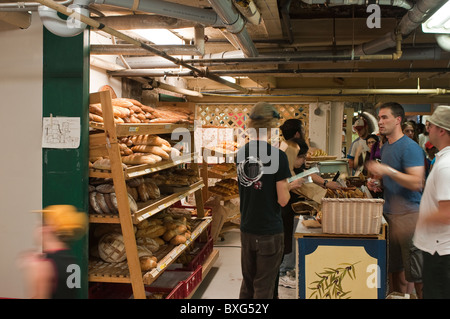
[208,178,239,199]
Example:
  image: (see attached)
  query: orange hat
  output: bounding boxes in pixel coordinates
[38,205,87,241]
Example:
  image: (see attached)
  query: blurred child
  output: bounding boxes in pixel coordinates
[19,205,87,299]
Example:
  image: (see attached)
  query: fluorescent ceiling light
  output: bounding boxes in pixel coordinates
[422,0,450,34]
[133,29,183,45]
[220,76,236,83]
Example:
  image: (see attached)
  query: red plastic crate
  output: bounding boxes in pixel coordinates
[146,265,202,299]
[183,238,214,271]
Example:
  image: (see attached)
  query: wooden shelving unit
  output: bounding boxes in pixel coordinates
[88,91,217,299]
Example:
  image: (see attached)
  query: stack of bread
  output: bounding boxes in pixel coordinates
[151,168,201,188]
[208,178,239,197]
[325,187,367,198]
[89,182,138,216]
[209,163,236,176]
[89,98,194,124]
[91,224,158,272]
[89,176,161,215]
[90,134,182,168]
[91,208,195,272]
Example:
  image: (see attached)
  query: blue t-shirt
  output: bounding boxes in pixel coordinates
[236,140,291,235]
[381,135,424,214]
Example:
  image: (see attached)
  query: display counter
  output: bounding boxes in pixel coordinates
[294,216,387,299]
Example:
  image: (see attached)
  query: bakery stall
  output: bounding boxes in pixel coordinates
[293,176,388,299]
[87,90,218,299]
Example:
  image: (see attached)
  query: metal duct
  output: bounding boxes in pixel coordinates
[436,34,450,52]
[38,0,90,37]
[94,0,224,27]
[233,0,261,25]
[301,0,413,10]
[353,0,447,56]
[207,0,259,57]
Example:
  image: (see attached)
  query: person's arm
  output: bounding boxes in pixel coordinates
[311,174,341,189]
[423,201,450,225]
[24,255,54,299]
[276,179,290,207]
[366,161,424,191]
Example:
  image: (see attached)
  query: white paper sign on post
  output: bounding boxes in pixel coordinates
[42,116,81,149]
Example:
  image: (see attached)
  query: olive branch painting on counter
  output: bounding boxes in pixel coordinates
[308,261,360,299]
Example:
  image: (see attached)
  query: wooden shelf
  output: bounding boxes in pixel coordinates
[88,218,212,284]
[89,153,197,179]
[89,121,194,136]
[89,181,204,224]
[87,91,209,299]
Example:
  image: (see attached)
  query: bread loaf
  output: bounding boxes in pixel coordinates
[111,98,134,108]
[121,154,157,165]
[89,191,103,214]
[103,193,118,214]
[139,256,157,271]
[136,225,166,238]
[89,104,103,116]
[96,183,115,194]
[136,237,160,253]
[130,135,170,147]
[128,193,138,214]
[98,233,127,263]
[89,113,103,122]
[131,145,170,159]
[95,192,111,214]
[170,235,187,245]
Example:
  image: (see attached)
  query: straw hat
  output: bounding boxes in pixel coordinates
[428,105,450,131]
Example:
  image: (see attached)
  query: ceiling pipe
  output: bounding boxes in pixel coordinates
[352,0,446,56]
[207,0,259,57]
[94,0,224,27]
[233,0,261,25]
[201,87,450,96]
[99,0,258,55]
[93,14,201,30]
[301,0,413,10]
[0,0,72,11]
[91,44,203,56]
[279,0,294,44]
[34,0,248,93]
[436,34,450,52]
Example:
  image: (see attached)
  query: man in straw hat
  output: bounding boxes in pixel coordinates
[413,105,450,298]
[236,102,303,299]
[19,205,87,299]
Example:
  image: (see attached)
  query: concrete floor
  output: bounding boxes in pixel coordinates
[192,228,296,299]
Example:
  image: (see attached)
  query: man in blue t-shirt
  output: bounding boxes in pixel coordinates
[236,102,303,299]
[367,102,425,298]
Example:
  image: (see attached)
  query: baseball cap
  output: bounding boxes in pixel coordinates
[425,141,434,150]
[37,205,88,241]
[353,117,368,130]
[249,102,280,120]
[428,105,450,131]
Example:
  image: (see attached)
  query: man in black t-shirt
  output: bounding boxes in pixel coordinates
[236,102,303,299]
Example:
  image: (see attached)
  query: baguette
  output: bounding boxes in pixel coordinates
[121,154,157,165]
[89,113,103,122]
[111,98,133,108]
[131,145,169,159]
[130,135,170,147]
[89,104,103,116]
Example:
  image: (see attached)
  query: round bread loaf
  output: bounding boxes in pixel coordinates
[98,233,127,263]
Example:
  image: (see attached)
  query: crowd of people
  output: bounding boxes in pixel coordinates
[236,101,450,299]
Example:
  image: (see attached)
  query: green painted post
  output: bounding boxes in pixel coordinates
[42,28,90,299]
